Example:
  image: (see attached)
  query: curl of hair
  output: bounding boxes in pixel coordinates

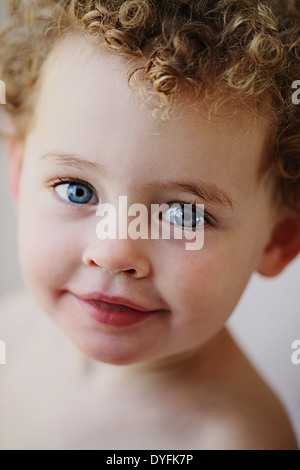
[0,0,300,211]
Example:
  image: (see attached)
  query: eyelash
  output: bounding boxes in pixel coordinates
[49,176,99,204]
[48,177,215,227]
[51,176,94,188]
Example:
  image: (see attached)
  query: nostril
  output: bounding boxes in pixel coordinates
[86,261,136,275]
[88,260,98,267]
[126,269,137,275]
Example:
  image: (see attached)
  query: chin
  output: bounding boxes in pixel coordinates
[66,329,152,366]
[80,346,149,366]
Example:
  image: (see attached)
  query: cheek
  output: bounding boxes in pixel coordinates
[158,237,254,328]
[159,245,221,317]
[17,208,82,292]
[151,244,231,349]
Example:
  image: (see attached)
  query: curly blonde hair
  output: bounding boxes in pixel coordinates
[1,0,300,211]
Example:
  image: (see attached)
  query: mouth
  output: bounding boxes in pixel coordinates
[74,295,164,327]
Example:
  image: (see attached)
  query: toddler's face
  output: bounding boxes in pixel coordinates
[12,36,277,366]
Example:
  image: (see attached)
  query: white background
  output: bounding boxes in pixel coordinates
[0,2,299,448]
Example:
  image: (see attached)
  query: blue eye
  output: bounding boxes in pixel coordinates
[162,203,205,229]
[54,181,98,205]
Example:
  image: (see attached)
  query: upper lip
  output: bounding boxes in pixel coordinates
[75,292,163,312]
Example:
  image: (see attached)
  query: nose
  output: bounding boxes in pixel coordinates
[82,238,151,279]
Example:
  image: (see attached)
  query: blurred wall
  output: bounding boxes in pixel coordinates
[0,2,24,297]
[0,140,24,297]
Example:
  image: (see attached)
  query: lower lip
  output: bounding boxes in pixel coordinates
[76,297,157,327]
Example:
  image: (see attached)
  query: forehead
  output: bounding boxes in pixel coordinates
[30,34,270,195]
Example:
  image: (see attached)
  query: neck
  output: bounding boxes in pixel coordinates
[76,327,236,393]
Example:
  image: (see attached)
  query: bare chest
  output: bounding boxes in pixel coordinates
[0,358,202,450]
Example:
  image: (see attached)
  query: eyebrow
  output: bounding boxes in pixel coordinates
[41,152,234,209]
[41,152,105,174]
[145,181,234,209]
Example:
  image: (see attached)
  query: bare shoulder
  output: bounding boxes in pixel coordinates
[0,288,40,341]
[0,289,47,375]
[205,388,298,450]
[194,330,298,450]
[231,354,298,450]
[0,290,85,449]
[0,288,68,365]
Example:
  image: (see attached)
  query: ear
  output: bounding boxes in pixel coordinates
[7,138,24,214]
[256,212,300,277]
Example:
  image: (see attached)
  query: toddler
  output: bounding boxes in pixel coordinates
[0,0,299,449]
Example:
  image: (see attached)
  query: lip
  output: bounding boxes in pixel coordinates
[76,292,159,312]
[74,293,164,327]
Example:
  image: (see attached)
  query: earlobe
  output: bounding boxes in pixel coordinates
[256,214,300,277]
[7,139,24,213]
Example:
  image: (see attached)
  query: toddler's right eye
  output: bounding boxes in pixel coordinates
[54,180,98,205]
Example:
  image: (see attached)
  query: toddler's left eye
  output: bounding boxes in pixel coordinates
[54,182,98,205]
[162,203,205,229]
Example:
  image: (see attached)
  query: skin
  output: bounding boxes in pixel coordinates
[2,34,300,449]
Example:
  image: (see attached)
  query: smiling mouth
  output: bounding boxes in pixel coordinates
[76,297,162,327]
[90,299,152,312]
